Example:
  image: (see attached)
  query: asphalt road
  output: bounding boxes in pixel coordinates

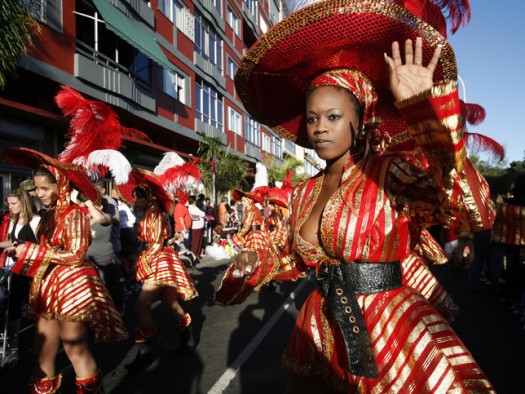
[1,258,524,393]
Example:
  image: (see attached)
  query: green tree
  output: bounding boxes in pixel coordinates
[196,133,248,200]
[0,1,40,89]
[263,155,307,186]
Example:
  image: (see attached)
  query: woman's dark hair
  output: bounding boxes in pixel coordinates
[132,187,147,199]
[188,195,196,204]
[196,199,205,211]
[34,166,57,183]
[101,198,111,214]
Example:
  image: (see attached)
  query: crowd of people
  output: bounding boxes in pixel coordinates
[1,0,525,393]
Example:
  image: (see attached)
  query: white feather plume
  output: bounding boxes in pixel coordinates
[154,152,185,176]
[77,149,132,185]
[252,163,268,190]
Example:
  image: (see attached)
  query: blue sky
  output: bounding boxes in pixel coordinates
[448,0,525,164]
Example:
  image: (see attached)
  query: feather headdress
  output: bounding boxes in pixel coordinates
[154,152,202,204]
[267,170,294,209]
[54,85,149,184]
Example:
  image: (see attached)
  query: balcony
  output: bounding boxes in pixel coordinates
[74,49,155,112]
[245,141,262,161]
[195,118,227,145]
[194,52,226,88]
[284,140,296,157]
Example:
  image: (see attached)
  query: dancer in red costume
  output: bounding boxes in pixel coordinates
[0,150,128,394]
[214,186,281,305]
[232,0,497,391]
[116,153,200,370]
[0,85,143,393]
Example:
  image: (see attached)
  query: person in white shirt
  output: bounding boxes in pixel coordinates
[187,196,205,259]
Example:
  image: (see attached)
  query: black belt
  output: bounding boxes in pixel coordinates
[248,225,261,232]
[317,261,402,378]
[268,225,276,232]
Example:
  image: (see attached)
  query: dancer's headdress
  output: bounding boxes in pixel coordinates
[234,0,474,155]
[232,162,269,205]
[115,152,202,214]
[54,86,148,185]
[266,170,294,209]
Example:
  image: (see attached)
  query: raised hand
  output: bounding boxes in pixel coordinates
[384,38,442,101]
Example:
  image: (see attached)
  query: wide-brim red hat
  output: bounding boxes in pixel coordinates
[232,186,268,205]
[266,187,289,209]
[115,168,175,215]
[0,147,99,203]
[234,0,457,152]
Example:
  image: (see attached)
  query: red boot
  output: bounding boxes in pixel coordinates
[27,374,62,394]
[174,313,197,354]
[126,325,156,371]
[75,368,103,393]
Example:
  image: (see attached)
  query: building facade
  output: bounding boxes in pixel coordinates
[0,0,322,200]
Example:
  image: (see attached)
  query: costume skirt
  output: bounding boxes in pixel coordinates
[215,230,279,305]
[26,260,128,343]
[136,247,198,301]
[282,286,495,393]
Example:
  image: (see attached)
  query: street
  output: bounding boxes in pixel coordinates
[1,257,524,393]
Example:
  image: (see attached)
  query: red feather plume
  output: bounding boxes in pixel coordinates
[465,132,505,162]
[395,0,470,35]
[55,86,149,166]
[460,101,486,127]
[281,170,294,198]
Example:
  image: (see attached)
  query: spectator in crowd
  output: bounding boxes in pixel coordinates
[204,197,215,244]
[0,189,40,368]
[188,195,205,260]
[216,197,229,227]
[19,179,44,213]
[169,230,196,268]
[174,197,191,249]
[94,180,121,255]
[76,192,126,316]
[112,189,136,254]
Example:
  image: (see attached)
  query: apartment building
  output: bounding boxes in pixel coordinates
[0,0,323,199]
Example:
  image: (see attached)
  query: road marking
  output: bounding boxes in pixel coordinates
[208,278,310,393]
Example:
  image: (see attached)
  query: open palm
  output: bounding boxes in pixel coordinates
[385,38,442,101]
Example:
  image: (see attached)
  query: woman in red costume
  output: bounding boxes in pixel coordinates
[0,148,127,394]
[214,186,281,305]
[117,161,199,370]
[232,0,496,392]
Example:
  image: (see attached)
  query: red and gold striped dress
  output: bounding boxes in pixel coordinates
[17,204,127,343]
[135,201,197,301]
[281,82,495,392]
[215,202,280,305]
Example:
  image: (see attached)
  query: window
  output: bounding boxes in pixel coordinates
[272,135,282,158]
[194,11,223,72]
[159,69,188,105]
[262,133,271,153]
[196,80,223,131]
[259,16,268,34]
[227,6,240,35]
[244,0,257,17]
[284,139,295,155]
[305,160,317,176]
[23,0,46,22]
[228,107,243,135]
[244,114,260,146]
[159,0,177,21]
[212,0,222,14]
[227,57,238,79]
[159,0,194,41]
[75,2,151,87]
[269,0,280,26]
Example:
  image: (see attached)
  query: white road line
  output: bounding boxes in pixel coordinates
[208,279,310,394]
